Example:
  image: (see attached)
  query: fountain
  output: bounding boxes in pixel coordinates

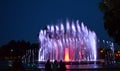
[38,20,97,62]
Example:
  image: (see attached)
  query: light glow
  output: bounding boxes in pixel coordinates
[65,48,70,62]
[38,20,97,62]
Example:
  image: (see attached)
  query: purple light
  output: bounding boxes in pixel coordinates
[38,20,97,62]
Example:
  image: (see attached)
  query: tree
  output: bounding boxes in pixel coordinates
[99,0,120,44]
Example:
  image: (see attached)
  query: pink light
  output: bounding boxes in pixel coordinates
[64,48,69,62]
[56,42,58,60]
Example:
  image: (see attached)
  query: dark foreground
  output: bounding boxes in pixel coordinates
[1,67,120,71]
[1,61,120,71]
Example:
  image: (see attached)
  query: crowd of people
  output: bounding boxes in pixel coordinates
[45,59,66,71]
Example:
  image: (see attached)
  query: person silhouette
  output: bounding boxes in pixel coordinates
[45,59,52,71]
[53,60,58,71]
[59,60,66,71]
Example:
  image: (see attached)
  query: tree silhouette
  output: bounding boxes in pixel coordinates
[99,0,120,44]
[0,40,39,60]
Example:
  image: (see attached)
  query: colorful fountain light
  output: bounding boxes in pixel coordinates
[38,20,97,62]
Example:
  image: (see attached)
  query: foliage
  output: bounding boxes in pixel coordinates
[0,40,39,60]
[99,0,120,44]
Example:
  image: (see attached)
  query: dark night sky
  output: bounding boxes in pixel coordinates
[0,0,112,46]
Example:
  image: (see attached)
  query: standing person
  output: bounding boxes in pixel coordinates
[59,60,66,71]
[45,59,52,71]
[53,60,58,71]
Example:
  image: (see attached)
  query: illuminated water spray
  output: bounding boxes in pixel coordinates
[38,20,97,62]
